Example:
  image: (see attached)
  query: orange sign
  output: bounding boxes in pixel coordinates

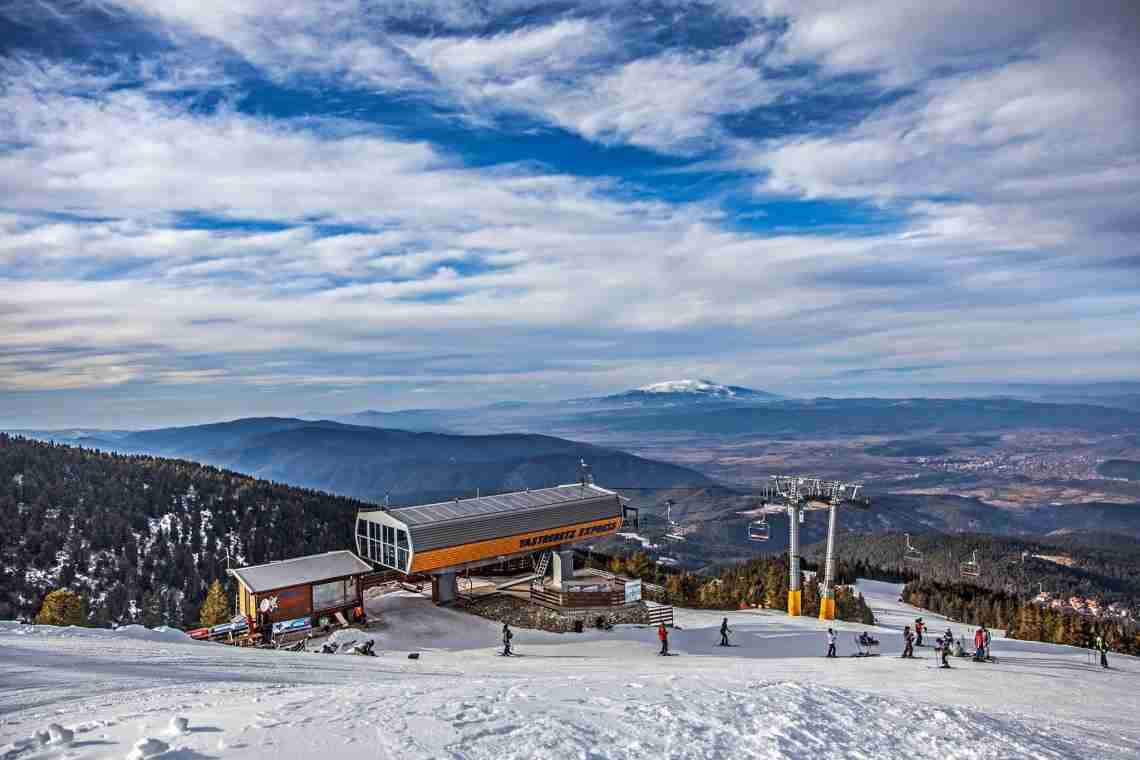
[410,515,621,573]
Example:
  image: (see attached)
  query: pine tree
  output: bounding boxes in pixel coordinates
[198,579,230,627]
[858,593,876,625]
[802,574,820,617]
[34,589,87,626]
[141,590,163,627]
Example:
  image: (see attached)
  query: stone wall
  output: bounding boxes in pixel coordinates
[464,595,650,633]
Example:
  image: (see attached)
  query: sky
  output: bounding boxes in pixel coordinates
[1,1,1138,428]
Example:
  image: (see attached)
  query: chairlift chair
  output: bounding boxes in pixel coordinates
[904,533,923,563]
[960,550,981,579]
[748,516,770,542]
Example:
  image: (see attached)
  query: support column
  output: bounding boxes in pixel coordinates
[788,504,802,616]
[433,571,458,605]
[819,502,838,621]
[551,549,574,587]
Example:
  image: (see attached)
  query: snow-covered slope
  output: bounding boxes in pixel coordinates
[2,582,1136,759]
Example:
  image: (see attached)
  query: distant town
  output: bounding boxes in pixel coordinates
[1033,590,1134,621]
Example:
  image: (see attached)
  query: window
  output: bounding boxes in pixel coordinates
[364,521,410,572]
[357,519,367,539]
[313,578,356,611]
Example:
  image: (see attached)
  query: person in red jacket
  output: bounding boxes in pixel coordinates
[658,622,669,656]
[973,627,986,660]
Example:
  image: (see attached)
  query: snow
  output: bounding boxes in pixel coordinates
[1,582,1137,759]
[637,379,735,395]
[0,620,196,643]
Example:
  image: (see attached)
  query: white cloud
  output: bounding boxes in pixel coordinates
[2,3,1138,421]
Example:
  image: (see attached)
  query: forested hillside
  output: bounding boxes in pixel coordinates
[808,532,1140,608]
[902,579,1140,655]
[593,552,875,624]
[0,435,366,625]
[34,418,711,503]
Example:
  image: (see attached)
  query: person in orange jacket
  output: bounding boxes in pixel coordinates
[973,627,986,660]
[658,622,669,656]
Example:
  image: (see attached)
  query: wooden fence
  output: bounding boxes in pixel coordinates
[646,601,675,627]
[530,585,629,610]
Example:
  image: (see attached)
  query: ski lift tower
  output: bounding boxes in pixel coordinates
[760,476,866,619]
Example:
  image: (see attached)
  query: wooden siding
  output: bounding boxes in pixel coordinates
[254,583,312,623]
[410,515,621,574]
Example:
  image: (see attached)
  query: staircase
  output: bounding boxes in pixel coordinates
[534,550,551,576]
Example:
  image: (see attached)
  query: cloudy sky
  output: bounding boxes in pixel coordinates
[2,1,1138,427]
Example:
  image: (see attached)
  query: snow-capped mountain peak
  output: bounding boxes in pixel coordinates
[596,379,778,404]
[636,379,738,396]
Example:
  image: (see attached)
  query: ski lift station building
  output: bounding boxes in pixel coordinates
[355,483,629,604]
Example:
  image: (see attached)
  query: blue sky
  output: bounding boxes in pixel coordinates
[1,1,1138,427]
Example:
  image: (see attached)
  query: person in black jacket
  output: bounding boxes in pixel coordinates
[901,626,914,658]
[502,623,513,656]
[719,618,732,647]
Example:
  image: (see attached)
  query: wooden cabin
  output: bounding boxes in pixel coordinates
[228,550,372,629]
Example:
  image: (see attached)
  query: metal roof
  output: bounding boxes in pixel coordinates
[388,483,616,526]
[229,550,372,593]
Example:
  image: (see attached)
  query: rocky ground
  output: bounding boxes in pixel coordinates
[463,594,650,632]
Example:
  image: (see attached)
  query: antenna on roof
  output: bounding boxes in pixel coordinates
[384,492,390,509]
[579,458,593,488]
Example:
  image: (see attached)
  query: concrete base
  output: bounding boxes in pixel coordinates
[818,596,836,621]
[432,571,458,605]
[550,549,575,588]
[787,589,802,616]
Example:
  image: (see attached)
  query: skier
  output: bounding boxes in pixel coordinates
[1095,634,1109,669]
[501,623,513,657]
[719,618,732,647]
[973,627,986,661]
[901,626,915,658]
[935,630,953,668]
[826,628,837,658]
[914,618,924,647]
[658,622,669,656]
[982,625,992,659]
[953,637,966,658]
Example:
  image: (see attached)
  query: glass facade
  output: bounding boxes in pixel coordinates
[356,518,410,572]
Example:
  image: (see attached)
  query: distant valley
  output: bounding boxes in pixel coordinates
[10,379,1140,570]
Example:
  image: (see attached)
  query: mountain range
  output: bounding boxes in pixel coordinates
[17,417,710,504]
[295,381,1140,438]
